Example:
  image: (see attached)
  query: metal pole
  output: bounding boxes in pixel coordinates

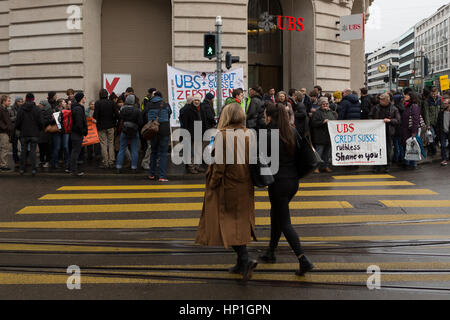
[421,50,425,93]
[389,59,392,92]
[216,16,223,115]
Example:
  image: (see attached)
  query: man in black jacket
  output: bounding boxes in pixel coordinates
[339,88,362,120]
[15,93,43,175]
[360,88,372,120]
[247,86,264,130]
[200,93,216,131]
[94,89,119,168]
[0,95,12,171]
[180,94,203,174]
[70,92,88,176]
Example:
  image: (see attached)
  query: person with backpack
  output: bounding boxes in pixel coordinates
[94,89,119,169]
[51,99,71,172]
[38,100,54,168]
[70,92,88,176]
[147,91,172,182]
[15,93,43,175]
[116,94,142,174]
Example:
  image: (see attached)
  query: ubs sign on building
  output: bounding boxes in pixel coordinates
[0,0,372,101]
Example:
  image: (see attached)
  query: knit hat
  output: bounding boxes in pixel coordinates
[75,92,85,103]
[193,94,202,101]
[333,91,342,100]
[15,96,23,104]
[25,93,35,102]
[205,92,215,100]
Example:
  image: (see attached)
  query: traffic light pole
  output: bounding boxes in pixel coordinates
[389,59,392,92]
[216,16,223,115]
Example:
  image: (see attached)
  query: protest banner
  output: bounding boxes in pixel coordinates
[327,120,387,166]
[167,65,245,127]
[103,74,132,95]
[82,117,100,147]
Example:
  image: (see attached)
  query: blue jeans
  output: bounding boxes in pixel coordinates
[315,144,331,168]
[52,133,70,168]
[441,131,450,161]
[149,134,170,178]
[393,136,404,162]
[116,132,139,169]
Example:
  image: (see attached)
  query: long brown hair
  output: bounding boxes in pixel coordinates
[265,103,295,155]
[218,103,246,130]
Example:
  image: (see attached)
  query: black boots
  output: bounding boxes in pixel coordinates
[242,259,258,283]
[296,254,314,276]
[259,249,276,263]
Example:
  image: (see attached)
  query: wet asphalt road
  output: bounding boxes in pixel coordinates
[1,163,450,300]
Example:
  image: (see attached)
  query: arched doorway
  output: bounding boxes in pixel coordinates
[101,0,172,99]
[248,0,283,92]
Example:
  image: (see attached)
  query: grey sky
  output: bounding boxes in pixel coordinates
[365,0,450,53]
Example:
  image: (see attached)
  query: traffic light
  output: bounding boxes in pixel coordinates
[383,76,389,83]
[424,57,430,76]
[225,51,240,70]
[392,67,398,79]
[204,33,216,59]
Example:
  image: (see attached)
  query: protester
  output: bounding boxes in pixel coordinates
[15,93,42,175]
[276,91,294,125]
[402,91,421,170]
[423,87,443,156]
[436,97,450,166]
[70,92,88,176]
[94,89,118,169]
[180,94,204,174]
[48,91,58,110]
[85,100,101,162]
[259,102,314,276]
[293,91,308,136]
[339,88,361,120]
[308,90,320,118]
[246,86,264,130]
[201,92,216,131]
[392,93,405,164]
[325,93,336,112]
[141,88,157,111]
[178,96,194,128]
[264,88,276,103]
[147,91,172,182]
[224,88,244,107]
[300,88,313,113]
[196,103,258,282]
[360,88,373,120]
[314,85,323,99]
[333,91,343,115]
[116,94,142,174]
[8,97,23,168]
[368,93,401,173]
[66,89,75,104]
[51,99,71,171]
[0,96,12,171]
[311,97,337,173]
[38,100,53,168]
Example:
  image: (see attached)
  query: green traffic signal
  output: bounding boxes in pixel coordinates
[204,33,216,59]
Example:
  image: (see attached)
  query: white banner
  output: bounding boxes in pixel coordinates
[167,65,245,127]
[103,73,132,95]
[328,120,387,166]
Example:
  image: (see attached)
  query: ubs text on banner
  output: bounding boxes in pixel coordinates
[82,117,100,147]
[167,65,245,127]
[327,120,387,166]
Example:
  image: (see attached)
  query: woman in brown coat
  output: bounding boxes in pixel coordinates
[195,103,258,282]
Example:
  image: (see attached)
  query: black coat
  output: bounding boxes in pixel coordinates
[311,108,337,145]
[360,95,373,120]
[338,94,361,120]
[293,101,308,136]
[94,98,118,131]
[120,105,142,127]
[181,104,202,141]
[368,103,401,137]
[246,95,264,129]
[15,102,43,138]
[0,106,12,135]
[71,103,88,136]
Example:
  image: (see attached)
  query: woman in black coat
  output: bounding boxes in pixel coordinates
[259,103,314,277]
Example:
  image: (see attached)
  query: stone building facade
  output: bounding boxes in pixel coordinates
[0,0,372,101]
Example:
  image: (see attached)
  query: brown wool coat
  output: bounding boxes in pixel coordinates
[195,125,256,249]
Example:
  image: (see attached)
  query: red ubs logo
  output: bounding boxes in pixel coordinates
[277,16,304,32]
[337,123,355,133]
[341,24,361,32]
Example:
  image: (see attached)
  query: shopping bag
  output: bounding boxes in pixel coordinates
[404,137,422,161]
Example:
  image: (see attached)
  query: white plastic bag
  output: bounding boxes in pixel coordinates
[426,129,434,144]
[405,137,422,161]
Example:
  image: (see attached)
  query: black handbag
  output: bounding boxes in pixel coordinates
[250,157,275,188]
[295,131,323,179]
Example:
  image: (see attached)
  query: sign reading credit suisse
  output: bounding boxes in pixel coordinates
[339,13,365,41]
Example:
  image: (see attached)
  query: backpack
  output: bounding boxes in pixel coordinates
[141,102,164,140]
[61,110,72,134]
[123,121,139,138]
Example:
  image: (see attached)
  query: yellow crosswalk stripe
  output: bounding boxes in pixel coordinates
[17,201,353,214]
[381,200,450,208]
[39,189,437,200]
[332,174,395,180]
[2,214,450,229]
[57,180,414,191]
[0,272,201,285]
[0,243,178,253]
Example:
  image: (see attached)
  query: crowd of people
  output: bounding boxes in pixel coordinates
[0,84,449,180]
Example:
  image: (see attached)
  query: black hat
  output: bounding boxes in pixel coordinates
[148,88,157,94]
[75,92,85,103]
[25,93,35,102]
[205,92,215,100]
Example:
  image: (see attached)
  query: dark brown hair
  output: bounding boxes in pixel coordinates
[265,103,295,156]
